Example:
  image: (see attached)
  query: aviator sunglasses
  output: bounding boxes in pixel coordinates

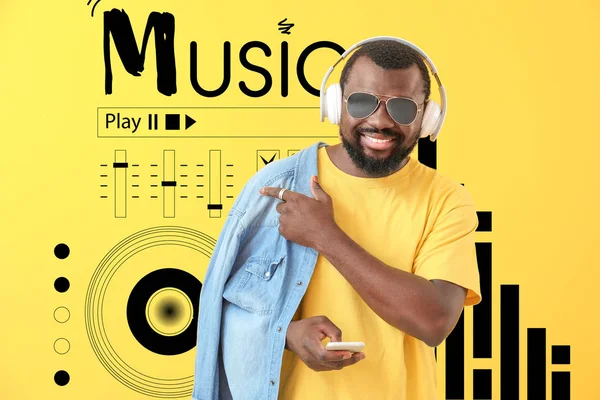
[344,92,424,126]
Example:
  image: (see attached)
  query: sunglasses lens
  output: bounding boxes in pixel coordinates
[387,98,418,125]
[346,93,379,119]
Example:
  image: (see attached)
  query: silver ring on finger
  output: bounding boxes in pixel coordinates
[278,188,287,201]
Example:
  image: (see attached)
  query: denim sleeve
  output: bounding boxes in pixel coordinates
[192,210,243,400]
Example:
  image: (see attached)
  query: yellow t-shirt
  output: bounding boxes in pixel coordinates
[278,146,481,400]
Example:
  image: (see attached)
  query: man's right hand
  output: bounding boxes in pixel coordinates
[285,315,366,372]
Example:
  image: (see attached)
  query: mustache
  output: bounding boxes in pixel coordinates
[356,127,398,138]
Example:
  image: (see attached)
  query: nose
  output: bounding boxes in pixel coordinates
[367,100,396,131]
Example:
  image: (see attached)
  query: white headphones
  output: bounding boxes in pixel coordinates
[319,36,447,142]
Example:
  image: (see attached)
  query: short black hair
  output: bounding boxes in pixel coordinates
[339,40,431,101]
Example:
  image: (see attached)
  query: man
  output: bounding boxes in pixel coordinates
[192,39,481,400]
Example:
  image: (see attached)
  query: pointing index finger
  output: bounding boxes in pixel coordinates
[260,186,291,201]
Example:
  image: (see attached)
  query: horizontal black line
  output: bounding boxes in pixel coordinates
[98,106,320,110]
[132,185,139,187]
[132,196,139,198]
[180,175,188,177]
[100,185,107,187]
[100,175,107,177]
[197,195,204,198]
[100,164,108,167]
[181,196,188,198]
[197,185,204,187]
[180,164,188,167]
[113,162,128,168]
[151,185,158,187]
[151,175,158,177]
[226,185,234,187]
[100,196,107,198]
[226,164,234,167]
[197,175,204,177]
[99,136,338,139]
[132,164,139,167]
[151,164,158,167]
[197,164,204,167]
[226,175,234,177]
[181,184,188,187]
[132,175,139,177]
[151,196,158,198]
[208,204,223,210]
[161,181,177,187]
[227,196,234,198]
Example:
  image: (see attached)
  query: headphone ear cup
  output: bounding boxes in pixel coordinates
[420,99,441,140]
[324,83,343,125]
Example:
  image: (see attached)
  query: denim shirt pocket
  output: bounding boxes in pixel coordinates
[223,254,286,315]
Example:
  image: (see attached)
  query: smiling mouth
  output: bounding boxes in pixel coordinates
[362,135,395,144]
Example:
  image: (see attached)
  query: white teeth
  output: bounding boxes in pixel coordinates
[364,135,393,143]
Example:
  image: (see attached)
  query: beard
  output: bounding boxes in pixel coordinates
[341,126,420,178]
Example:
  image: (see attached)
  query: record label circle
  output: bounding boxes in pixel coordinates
[146,287,194,337]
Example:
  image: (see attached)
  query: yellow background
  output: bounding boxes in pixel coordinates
[1,0,598,399]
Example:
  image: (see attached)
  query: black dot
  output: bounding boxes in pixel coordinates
[54,277,70,293]
[54,370,70,386]
[54,244,70,259]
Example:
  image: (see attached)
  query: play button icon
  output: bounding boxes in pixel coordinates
[185,115,196,130]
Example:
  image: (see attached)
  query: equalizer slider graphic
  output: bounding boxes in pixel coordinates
[100,150,233,219]
[163,150,176,218]
[208,150,222,218]
[114,150,127,218]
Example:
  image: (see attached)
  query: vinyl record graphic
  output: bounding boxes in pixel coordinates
[85,226,215,398]
[127,268,201,356]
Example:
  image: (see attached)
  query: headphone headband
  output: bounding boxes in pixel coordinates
[319,36,447,140]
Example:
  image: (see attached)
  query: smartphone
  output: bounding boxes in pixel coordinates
[325,341,365,353]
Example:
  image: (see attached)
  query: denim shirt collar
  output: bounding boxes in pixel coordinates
[292,141,329,196]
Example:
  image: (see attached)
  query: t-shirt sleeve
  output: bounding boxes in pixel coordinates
[412,189,482,306]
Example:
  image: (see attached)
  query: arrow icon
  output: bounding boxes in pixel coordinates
[185,115,196,130]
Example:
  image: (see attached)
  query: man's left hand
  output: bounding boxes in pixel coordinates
[259,176,338,250]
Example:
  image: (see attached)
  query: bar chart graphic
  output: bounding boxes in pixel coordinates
[416,140,572,400]
[441,240,571,400]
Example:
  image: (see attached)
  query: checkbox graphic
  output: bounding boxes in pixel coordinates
[257,150,280,171]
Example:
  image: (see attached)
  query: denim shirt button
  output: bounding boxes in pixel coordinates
[265,271,271,278]
[270,380,275,386]
[277,326,282,332]
[297,281,303,286]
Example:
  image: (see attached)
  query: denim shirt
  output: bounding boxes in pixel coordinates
[192,141,329,400]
